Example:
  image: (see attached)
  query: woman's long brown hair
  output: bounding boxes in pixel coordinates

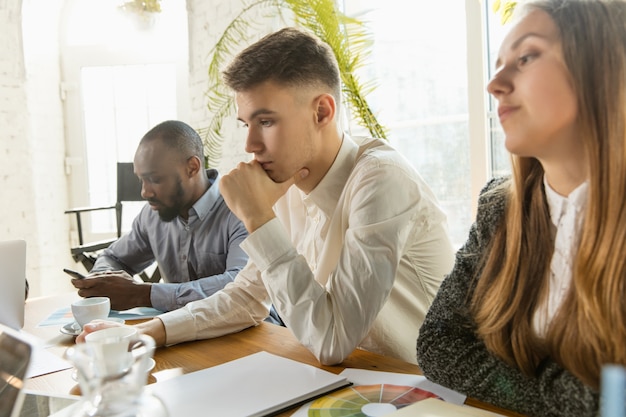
[471,0,626,390]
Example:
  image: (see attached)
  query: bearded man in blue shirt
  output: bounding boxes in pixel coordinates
[71,120,249,312]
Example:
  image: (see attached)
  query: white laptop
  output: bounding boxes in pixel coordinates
[0,240,26,329]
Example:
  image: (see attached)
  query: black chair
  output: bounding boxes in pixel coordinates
[65,162,161,283]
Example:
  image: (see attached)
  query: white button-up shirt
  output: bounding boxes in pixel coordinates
[533,177,589,336]
[159,135,455,364]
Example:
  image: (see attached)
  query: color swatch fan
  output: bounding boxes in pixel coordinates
[308,384,440,417]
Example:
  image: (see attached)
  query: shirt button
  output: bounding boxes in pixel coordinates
[182,255,187,261]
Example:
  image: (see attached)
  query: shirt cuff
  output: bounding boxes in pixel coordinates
[240,218,292,272]
[150,283,178,312]
[158,307,196,346]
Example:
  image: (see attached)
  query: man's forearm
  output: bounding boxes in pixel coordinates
[135,317,167,347]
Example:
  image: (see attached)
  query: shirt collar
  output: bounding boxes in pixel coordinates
[543,175,589,228]
[188,169,221,221]
[303,134,359,217]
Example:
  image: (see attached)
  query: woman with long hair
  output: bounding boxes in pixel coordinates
[416,1,626,415]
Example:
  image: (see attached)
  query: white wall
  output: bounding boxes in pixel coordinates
[0,0,74,298]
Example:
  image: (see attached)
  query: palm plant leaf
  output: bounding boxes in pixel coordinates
[204,0,281,166]
[203,0,387,167]
[202,91,235,168]
[285,0,387,139]
[207,0,281,83]
[492,0,518,24]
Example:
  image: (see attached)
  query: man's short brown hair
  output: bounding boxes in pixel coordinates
[223,27,341,106]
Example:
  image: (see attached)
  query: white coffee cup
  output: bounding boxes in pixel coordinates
[71,297,111,328]
[85,325,138,376]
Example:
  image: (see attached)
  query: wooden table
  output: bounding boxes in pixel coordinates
[24,293,521,416]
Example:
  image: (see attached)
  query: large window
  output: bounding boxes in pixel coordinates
[81,64,179,232]
[61,0,189,242]
[341,1,512,246]
[485,0,512,177]
[342,1,471,246]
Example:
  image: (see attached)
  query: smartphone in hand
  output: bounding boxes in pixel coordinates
[63,268,86,280]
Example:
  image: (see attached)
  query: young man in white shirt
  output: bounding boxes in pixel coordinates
[78,28,455,365]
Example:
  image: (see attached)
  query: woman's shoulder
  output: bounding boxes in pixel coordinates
[477,177,509,213]
[474,176,510,241]
[478,176,509,203]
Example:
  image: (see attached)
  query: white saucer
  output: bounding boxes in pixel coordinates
[60,317,126,336]
[145,357,156,372]
[60,321,82,336]
[71,358,156,381]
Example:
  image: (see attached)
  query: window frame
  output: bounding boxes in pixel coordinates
[465,0,492,219]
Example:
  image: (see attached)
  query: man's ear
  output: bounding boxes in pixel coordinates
[315,93,336,126]
[186,155,203,178]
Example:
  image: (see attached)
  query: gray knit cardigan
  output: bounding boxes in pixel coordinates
[416,178,599,417]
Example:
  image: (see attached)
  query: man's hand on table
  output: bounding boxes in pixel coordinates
[75,318,167,347]
[71,270,152,310]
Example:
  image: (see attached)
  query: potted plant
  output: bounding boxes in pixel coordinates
[201,0,387,167]
[118,0,162,29]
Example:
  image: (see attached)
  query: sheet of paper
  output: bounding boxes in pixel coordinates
[3,329,75,414]
[25,345,72,378]
[13,329,72,378]
[37,306,163,327]
[291,368,466,417]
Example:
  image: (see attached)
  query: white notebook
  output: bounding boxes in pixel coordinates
[147,351,351,417]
